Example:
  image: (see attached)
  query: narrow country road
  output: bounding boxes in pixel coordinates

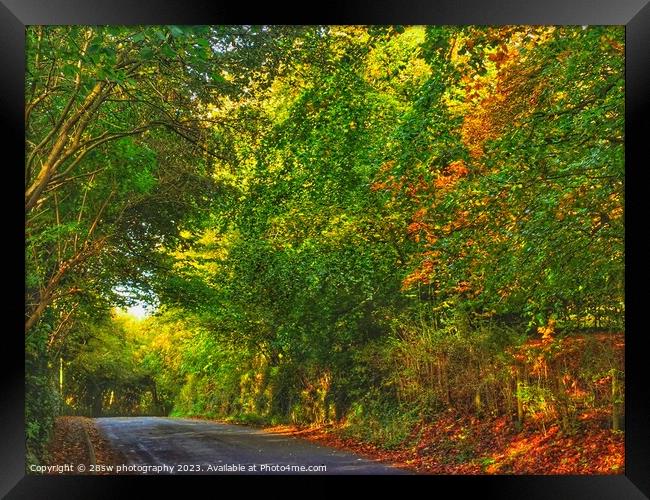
[95,417,406,475]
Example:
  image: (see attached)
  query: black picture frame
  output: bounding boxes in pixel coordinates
[2,1,647,497]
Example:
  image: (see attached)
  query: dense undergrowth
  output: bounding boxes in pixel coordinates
[166,322,623,441]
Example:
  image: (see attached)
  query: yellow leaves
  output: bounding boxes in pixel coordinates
[220,70,235,83]
[609,206,623,220]
[449,28,557,161]
[537,318,556,342]
[330,25,370,43]
[460,101,500,159]
[364,26,430,91]
[320,213,355,241]
[400,25,427,45]
[551,90,568,104]
[261,75,302,124]
[203,100,234,121]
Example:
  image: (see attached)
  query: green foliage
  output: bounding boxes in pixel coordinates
[25,323,61,465]
[60,313,162,417]
[343,390,421,449]
[25,25,624,457]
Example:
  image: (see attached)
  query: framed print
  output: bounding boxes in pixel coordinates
[1,0,648,498]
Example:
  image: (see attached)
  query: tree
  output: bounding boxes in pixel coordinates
[25,25,308,335]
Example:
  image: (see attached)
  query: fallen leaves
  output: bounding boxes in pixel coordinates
[42,416,127,475]
[264,409,624,475]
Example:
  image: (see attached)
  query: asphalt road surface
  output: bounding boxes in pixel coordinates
[95,417,406,475]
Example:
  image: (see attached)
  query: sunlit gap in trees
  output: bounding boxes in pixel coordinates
[113,285,158,320]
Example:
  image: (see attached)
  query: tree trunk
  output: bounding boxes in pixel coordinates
[474,389,482,414]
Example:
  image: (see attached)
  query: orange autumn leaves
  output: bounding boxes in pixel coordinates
[270,408,624,474]
[372,157,474,291]
[371,27,557,294]
[456,27,551,161]
[434,159,469,190]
